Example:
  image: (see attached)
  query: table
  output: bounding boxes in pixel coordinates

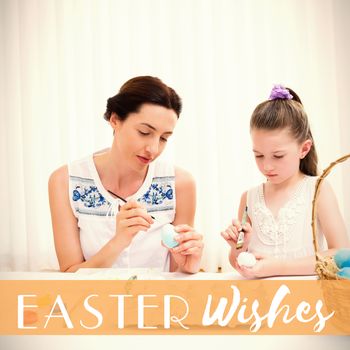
[0,268,317,280]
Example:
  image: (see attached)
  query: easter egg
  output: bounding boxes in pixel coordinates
[37,294,53,307]
[334,249,350,269]
[23,310,38,325]
[161,224,179,248]
[336,267,350,280]
[237,252,257,267]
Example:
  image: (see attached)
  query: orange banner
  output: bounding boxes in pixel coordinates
[0,280,349,335]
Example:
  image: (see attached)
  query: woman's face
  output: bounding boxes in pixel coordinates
[251,128,311,184]
[111,103,178,171]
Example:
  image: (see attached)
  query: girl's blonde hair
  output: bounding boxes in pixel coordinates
[250,88,318,176]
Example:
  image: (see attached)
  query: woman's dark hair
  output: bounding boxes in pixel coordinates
[104,76,182,121]
[250,87,318,176]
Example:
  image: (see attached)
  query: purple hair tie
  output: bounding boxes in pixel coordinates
[269,84,293,100]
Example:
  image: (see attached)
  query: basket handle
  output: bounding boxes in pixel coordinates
[311,154,350,261]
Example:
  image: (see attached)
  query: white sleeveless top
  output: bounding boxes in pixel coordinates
[68,151,176,271]
[246,176,325,260]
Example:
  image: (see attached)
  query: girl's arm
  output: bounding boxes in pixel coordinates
[169,167,203,273]
[49,166,152,272]
[237,180,350,278]
[317,179,350,250]
[282,180,350,275]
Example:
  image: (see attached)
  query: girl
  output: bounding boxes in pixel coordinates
[221,85,349,278]
[49,76,203,273]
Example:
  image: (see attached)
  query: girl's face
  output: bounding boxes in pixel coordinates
[111,103,178,172]
[251,128,312,184]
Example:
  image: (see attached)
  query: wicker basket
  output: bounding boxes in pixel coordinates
[311,154,350,333]
[311,153,350,279]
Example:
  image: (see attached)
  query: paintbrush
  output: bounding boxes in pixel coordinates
[107,190,155,219]
[236,206,248,249]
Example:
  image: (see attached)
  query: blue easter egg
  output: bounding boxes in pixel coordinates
[336,267,350,280]
[161,224,179,248]
[334,249,350,269]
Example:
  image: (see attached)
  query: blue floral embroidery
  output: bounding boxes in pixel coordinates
[70,175,174,215]
[139,183,173,206]
[72,185,107,208]
[72,189,81,201]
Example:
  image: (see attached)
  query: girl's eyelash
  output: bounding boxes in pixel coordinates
[255,155,284,159]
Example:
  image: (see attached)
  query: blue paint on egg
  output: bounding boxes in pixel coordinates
[336,267,350,280]
[161,224,179,248]
[334,249,350,269]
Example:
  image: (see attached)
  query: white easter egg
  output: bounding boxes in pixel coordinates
[237,252,257,267]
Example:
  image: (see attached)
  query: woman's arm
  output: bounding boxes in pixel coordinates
[169,167,203,273]
[48,166,152,272]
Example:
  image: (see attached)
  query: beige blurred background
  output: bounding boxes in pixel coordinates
[0,0,349,273]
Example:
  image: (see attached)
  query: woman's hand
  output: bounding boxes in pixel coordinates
[233,253,282,279]
[114,200,154,248]
[221,219,252,250]
[169,224,204,274]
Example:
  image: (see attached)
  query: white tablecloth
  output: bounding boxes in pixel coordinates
[0,268,317,280]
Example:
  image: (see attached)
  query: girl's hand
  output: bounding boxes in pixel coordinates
[114,200,154,248]
[234,254,282,279]
[169,224,204,274]
[221,220,252,249]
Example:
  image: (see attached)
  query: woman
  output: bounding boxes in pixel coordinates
[49,76,203,273]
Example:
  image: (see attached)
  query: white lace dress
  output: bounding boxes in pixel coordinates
[246,176,326,259]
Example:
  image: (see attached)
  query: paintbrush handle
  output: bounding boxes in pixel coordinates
[236,206,248,249]
[107,190,155,220]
